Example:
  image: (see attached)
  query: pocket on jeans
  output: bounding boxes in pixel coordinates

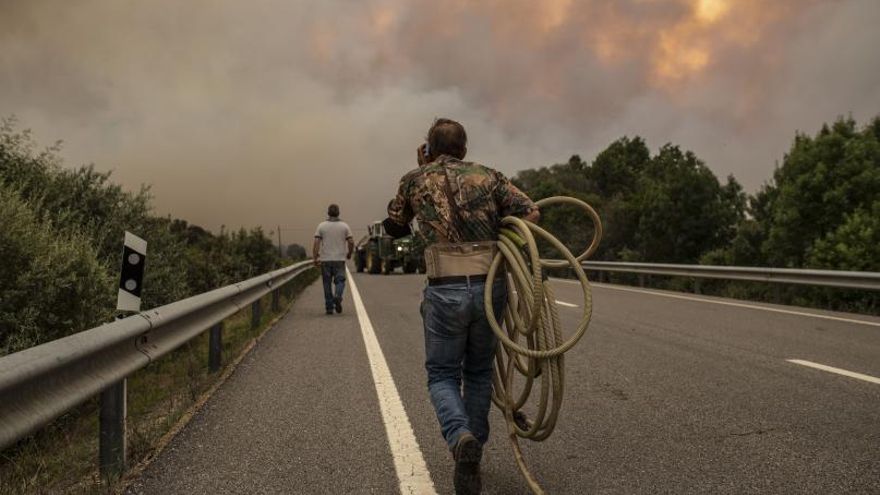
[423,289,467,336]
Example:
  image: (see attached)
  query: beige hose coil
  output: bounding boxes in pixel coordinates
[485,196,602,494]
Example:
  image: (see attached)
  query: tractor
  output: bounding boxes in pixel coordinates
[355,221,425,275]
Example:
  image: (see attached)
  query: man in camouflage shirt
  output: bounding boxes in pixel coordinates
[387,157,538,245]
[384,118,539,495]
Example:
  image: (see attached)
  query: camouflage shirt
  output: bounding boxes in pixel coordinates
[387,155,537,246]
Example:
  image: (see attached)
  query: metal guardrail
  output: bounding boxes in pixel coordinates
[580,261,880,291]
[0,260,314,456]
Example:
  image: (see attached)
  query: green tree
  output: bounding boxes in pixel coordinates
[761,117,880,267]
[592,136,650,197]
[711,115,880,275]
[230,227,278,277]
[807,202,880,271]
[513,138,743,265]
[631,145,745,262]
[286,243,307,260]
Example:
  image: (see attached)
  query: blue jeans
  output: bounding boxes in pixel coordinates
[422,279,507,449]
[321,261,346,311]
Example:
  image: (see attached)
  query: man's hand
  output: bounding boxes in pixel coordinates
[417,143,428,166]
[312,237,322,267]
[346,251,353,260]
[523,208,540,224]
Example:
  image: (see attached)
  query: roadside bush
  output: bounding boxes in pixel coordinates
[0,187,113,355]
[0,117,281,356]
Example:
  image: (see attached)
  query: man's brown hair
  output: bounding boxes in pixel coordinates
[426,118,467,160]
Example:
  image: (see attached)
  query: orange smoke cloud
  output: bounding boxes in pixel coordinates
[650,0,730,87]
[254,0,817,137]
[295,0,814,133]
[339,0,805,97]
[646,0,799,89]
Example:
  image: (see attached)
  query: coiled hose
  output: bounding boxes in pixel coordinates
[485,196,602,494]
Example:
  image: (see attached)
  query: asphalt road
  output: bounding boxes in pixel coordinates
[128,267,880,494]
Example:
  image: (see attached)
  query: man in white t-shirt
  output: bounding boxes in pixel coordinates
[312,204,354,315]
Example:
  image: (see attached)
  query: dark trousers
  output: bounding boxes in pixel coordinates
[421,279,507,448]
[321,261,346,311]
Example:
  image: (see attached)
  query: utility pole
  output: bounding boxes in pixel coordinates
[277,225,283,258]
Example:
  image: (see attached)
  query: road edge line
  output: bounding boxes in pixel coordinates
[347,268,438,495]
[786,359,880,385]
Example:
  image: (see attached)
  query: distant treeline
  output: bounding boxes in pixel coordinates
[0,117,292,356]
[513,115,880,314]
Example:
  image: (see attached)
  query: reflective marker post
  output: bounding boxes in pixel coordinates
[100,232,146,479]
[115,232,147,313]
[99,378,127,479]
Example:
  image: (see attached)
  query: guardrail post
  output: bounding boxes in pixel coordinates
[99,379,127,478]
[251,300,262,329]
[693,278,702,295]
[271,289,280,312]
[638,274,645,287]
[209,323,223,373]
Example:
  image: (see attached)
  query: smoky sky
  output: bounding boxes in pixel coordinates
[1,0,879,248]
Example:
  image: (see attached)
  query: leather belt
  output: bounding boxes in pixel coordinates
[427,274,488,286]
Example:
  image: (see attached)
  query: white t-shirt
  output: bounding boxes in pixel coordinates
[314,219,353,261]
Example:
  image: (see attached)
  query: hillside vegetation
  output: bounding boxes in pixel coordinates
[513,115,880,313]
[0,118,281,356]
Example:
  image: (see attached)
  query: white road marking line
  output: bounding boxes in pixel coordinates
[787,359,880,385]
[347,268,437,495]
[555,300,578,308]
[551,278,880,328]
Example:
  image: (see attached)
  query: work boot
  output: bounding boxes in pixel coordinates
[453,432,482,495]
[325,308,333,315]
[334,296,343,313]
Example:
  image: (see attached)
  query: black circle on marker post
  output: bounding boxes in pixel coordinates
[119,245,145,297]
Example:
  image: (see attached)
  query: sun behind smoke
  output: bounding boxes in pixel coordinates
[650,0,734,88]
[696,0,731,23]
